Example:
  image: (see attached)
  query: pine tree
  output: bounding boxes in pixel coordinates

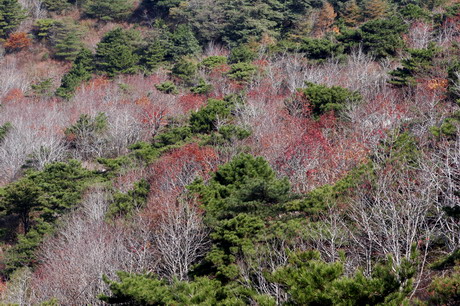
[30,78,54,97]
[1,178,41,234]
[95,28,141,76]
[65,113,109,160]
[315,1,337,36]
[84,0,134,21]
[100,273,263,304]
[56,48,94,99]
[363,0,388,20]
[42,0,71,12]
[227,62,257,82]
[141,38,168,71]
[33,19,84,61]
[300,38,345,60]
[189,97,236,133]
[389,44,438,87]
[447,61,460,100]
[0,0,26,38]
[0,122,12,143]
[360,17,407,57]
[34,18,57,40]
[191,151,291,224]
[294,82,362,117]
[273,251,414,305]
[169,24,201,59]
[338,17,407,58]
[171,58,197,84]
[342,0,362,26]
[147,0,183,16]
[229,45,256,64]
[281,0,312,29]
[189,153,292,281]
[52,21,84,61]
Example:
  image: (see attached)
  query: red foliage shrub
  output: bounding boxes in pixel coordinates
[253,59,269,67]
[148,143,219,195]
[274,114,337,192]
[178,94,206,113]
[143,143,219,229]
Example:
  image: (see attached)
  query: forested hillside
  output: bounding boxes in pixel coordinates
[0,0,459,304]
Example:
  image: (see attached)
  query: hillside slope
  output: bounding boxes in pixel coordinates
[0,0,460,304]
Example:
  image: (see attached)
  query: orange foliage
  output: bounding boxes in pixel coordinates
[4,32,31,52]
[417,78,448,101]
[315,2,337,36]
[364,0,388,20]
[253,59,270,67]
[260,33,276,46]
[342,0,361,26]
[88,77,110,88]
[3,88,24,103]
[427,78,448,91]
[134,96,150,106]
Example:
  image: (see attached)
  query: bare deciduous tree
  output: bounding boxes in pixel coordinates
[430,137,460,252]
[345,146,440,279]
[1,268,34,306]
[29,188,152,304]
[155,197,210,281]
